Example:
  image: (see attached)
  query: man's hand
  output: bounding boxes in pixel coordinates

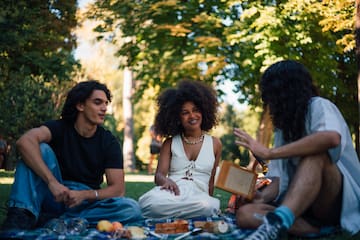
[65,190,87,208]
[48,180,70,203]
[161,178,180,195]
[234,128,270,160]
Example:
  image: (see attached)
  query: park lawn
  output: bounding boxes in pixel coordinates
[0,170,232,224]
[0,170,358,240]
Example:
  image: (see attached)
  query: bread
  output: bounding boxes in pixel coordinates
[112,228,132,239]
[127,226,146,239]
[193,220,229,233]
[155,220,189,234]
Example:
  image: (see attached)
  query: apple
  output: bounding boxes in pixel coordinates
[112,221,123,231]
[96,220,113,232]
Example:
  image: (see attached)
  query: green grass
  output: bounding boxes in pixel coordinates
[125,180,233,211]
[0,170,359,239]
[0,170,13,224]
[0,170,232,224]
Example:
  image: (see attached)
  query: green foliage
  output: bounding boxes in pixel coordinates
[0,1,79,150]
[88,0,235,100]
[133,86,161,166]
[88,1,357,139]
[104,114,124,144]
[217,104,260,166]
[320,0,355,52]
[226,1,355,106]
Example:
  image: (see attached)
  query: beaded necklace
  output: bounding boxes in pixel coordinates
[181,132,204,145]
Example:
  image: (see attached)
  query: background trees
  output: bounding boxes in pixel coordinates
[0,0,78,169]
[0,0,357,170]
[88,0,358,158]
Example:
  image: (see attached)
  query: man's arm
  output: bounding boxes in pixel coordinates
[16,126,70,202]
[65,169,125,208]
[103,168,125,197]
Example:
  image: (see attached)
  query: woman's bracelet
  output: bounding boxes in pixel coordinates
[94,190,99,200]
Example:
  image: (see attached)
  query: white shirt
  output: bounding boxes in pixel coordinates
[267,97,360,234]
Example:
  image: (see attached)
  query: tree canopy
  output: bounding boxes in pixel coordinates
[89,0,357,142]
[0,0,79,167]
[0,0,357,168]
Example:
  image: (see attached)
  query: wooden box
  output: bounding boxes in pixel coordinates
[215,161,258,200]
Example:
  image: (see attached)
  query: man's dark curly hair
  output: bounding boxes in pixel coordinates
[154,79,219,138]
[61,80,112,124]
[260,60,319,142]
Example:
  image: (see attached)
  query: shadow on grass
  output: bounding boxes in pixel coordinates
[0,170,14,178]
[0,183,11,225]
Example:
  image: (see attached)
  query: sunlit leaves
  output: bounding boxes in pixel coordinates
[155,23,192,37]
[88,0,357,135]
[319,0,354,52]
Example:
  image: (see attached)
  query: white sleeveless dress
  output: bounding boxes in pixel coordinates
[138,134,220,219]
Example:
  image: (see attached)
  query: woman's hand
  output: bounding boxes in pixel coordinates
[161,178,180,195]
[233,128,270,160]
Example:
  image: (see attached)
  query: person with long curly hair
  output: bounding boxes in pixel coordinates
[138,79,222,219]
[234,60,360,239]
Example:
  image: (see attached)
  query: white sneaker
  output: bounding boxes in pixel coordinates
[245,212,285,240]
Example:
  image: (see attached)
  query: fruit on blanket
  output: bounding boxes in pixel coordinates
[112,221,123,231]
[96,220,113,232]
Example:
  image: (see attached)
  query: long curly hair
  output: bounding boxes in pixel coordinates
[260,60,318,142]
[154,79,219,138]
[61,80,112,124]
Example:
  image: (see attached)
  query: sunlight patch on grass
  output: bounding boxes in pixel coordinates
[0,172,153,184]
[0,177,13,184]
[125,174,154,182]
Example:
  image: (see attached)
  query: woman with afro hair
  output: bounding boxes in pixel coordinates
[234,60,360,239]
[139,79,222,219]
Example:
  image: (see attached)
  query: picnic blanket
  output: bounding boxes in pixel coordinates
[0,213,254,239]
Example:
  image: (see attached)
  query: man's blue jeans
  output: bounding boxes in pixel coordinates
[8,143,143,226]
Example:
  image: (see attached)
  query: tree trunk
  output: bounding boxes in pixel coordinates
[122,67,135,171]
[229,107,273,211]
[247,107,273,173]
[256,106,273,147]
[356,0,360,157]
